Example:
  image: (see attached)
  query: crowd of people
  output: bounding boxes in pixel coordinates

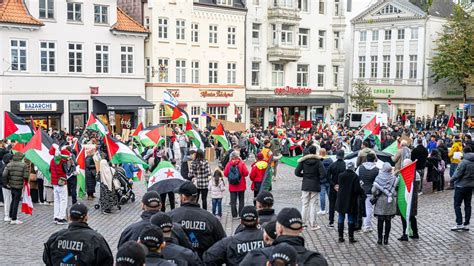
[0,117,473,265]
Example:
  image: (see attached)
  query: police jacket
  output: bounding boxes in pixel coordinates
[240,235,328,266]
[169,202,226,257]
[145,253,176,266]
[43,221,113,266]
[234,209,276,234]
[161,237,202,266]
[118,210,192,249]
[203,227,265,266]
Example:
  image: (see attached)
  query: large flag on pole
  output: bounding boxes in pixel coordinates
[137,126,165,147]
[397,160,417,236]
[131,122,143,137]
[185,120,205,150]
[3,111,34,143]
[23,130,54,181]
[21,180,33,215]
[211,123,230,151]
[76,147,87,199]
[85,113,109,136]
[147,160,186,194]
[382,141,399,156]
[446,114,455,135]
[171,106,187,124]
[105,135,148,168]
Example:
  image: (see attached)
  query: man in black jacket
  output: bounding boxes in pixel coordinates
[356,153,379,232]
[234,191,276,234]
[43,203,113,266]
[117,191,191,249]
[411,139,428,191]
[241,208,328,266]
[169,182,226,258]
[204,206,265,265]
[139,226,175,266]
[327,150,346,227]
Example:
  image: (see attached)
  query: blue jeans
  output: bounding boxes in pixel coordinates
[450,163,458,178]
[212,198,222,217]
[338,213,355,224]
[320,183,329,211]
[454,187,472,226]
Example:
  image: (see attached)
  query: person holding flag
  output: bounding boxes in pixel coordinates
[397,159,420,241]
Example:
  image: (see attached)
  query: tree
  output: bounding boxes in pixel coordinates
[431,4,474,103]
[351,81,376,111]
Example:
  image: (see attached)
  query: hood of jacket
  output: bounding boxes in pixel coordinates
[255,161,268,170]
[273,235,305,248]
[463,153,474,162]
[361,161,377,170]
[297,154,321,164]
[12,152,24,161]
[230,158,242,166]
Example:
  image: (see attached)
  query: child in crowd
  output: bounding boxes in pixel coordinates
[208,169,226,219]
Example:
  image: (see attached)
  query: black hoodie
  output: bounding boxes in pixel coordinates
[295,154,325,192]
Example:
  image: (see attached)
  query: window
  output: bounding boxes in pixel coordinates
[274,0,293,8]
[383,55,390,78]
[272,24,278,45]
[298,0,309,11]
[299,28,309,48]
[158,18,168,39]
[372,30,379,41]
[158,58,169,82]
[68,43,82,73]
[40,41,55,72]
[159,105,172,124]
[252,23,260,44]
[396,55,403,79]
[228,27,236,46]
[95,45,109,73]
[281,25,293,46]
[319,0,325,14]
[217,0,233,5]
[176,19,185,40]
[67,2,82,22]
[409,55,417,79]
[318,30,326,48]
[207,106,227,120]
[94,5,108,24]
[145,58,151,82]
[360,31,367,42]
[39,0,54,19]
[297,64,309,87]
[235,106,243,123]
[191,106,200,116]
[377,4,401,15]
[411,28,418,39]
[191,23,199,43]
[251,62,260,86]
[209,62,218,84]
[144,17,150,29]
[334,0,340,16]
[333,65,339,88]
[191,61,200,84]
[317,65,325,87]
[358,56,366,78]
[121,46,134,74]
[333,31,340,50]
[370,55,378,78]
[227,63,236,84]
[253,0,260,5]
[384,29,392,40]
[272,64,284,87]
[209,25,218,44]
[397,29,405,40]
[176,60,186,83]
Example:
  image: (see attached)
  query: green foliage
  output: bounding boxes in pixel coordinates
[351,81,376,111]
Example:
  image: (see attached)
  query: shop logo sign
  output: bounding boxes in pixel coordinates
[373,88,395,94]
[200,90,234,98]
[274,86,312,95]
[19,102,57,112]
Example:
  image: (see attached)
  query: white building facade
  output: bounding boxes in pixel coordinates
[0,0,150,136]
[142,0,246,128]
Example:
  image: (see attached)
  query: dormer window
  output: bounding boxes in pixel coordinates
[376,4,402,15]
[217,0,233,6]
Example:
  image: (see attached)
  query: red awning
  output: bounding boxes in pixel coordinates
[178,103,187,107]
[207,103,230,107]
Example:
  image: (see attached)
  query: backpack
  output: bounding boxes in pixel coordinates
[228,165,241,185]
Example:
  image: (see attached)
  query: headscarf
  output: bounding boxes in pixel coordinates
[373,162,397,203]
[100,159,114,190]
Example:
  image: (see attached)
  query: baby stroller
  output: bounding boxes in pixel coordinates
[94,169,121,213]
[113,166,136,205]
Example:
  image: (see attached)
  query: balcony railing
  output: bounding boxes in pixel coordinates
[267,45,301,62]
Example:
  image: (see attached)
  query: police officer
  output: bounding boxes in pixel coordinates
[203,206,265,265]
[118,191,191,249]
[169,182,226,257]
[241,208,328,266]
[138,226,174,265]
[151,212,202,265]
[235,191,277,234]
[267,243,297,266]
[43,203,113,265]
[263,221,277,246]
[116,241,146,266]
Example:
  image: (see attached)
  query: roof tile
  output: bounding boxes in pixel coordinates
[111,8,148,34]
[0,0,43,26]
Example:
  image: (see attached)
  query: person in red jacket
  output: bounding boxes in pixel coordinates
[49,147,71,225]
[224,151,249,219]
[249,153,268,206]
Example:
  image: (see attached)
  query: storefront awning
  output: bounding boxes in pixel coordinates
[92,96,155,110]
[207,103,230,107]
[246,95,345,107]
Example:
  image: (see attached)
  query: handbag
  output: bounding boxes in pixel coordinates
[57,177,67,186]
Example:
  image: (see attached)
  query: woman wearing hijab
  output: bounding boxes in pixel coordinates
[99,159,119,214]
[372,163,398,245]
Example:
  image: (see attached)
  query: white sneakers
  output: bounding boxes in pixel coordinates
[317,210,327,215]
[310,224,321,231]
[4,217,11,222]
[10,220,23,225]
[451,224,464,231]
[363,227,373,233]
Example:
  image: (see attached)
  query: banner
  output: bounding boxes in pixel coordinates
[210,117,245,132]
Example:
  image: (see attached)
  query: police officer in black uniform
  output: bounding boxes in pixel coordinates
[116,241,146,266]
[169,182,226,258]
[139,226,174,266]
[241,208,328,266]
[151,212,202,265]
[235,191,277,234]
[43,203,114,265]
[203,205,265,265]
[118,191,191,249]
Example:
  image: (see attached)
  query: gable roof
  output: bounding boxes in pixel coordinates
[195,0,246,10]
[0,0,43,26]
[352,0,426,23]
[111,7,148,34]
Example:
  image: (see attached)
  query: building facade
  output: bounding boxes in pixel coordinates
[134,0,246,128]
[0,0,149,136]
[350,0,461,120]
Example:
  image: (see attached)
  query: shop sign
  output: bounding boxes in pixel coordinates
[447,90,463,96]
[373,88,395,95]
[168,90,180,98]
[200,90,234,98]
[19,102,57,112]
[274,86,312,95]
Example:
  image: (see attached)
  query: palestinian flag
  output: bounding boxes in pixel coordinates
[133,164,144,182]
[76,147,87,199]
[288,138,305,151]
[86,113,108,136]
[3,111,34,143]
[21,180,33,215]
[105,135,148,168]
[12,142,26,154]
[211,123,230,151]
[382,141,399,156]
[446,114,455,135]
[23,130,54,181]
[259,155,274,193]
[148,160,186,194]
[397,160,417,235]
[72,139,81,155]
[131,122,143,137]
[137,126,165,147]
[185,120,204,150]
[171,106,187,124]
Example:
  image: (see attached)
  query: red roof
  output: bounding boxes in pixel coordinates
[0,0,43,26]
[111,8,148,34]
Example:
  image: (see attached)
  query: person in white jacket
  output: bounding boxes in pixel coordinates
[208,169,226,219]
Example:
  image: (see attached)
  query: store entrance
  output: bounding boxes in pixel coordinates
[268,106,306,128]
[24,115,61,131]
